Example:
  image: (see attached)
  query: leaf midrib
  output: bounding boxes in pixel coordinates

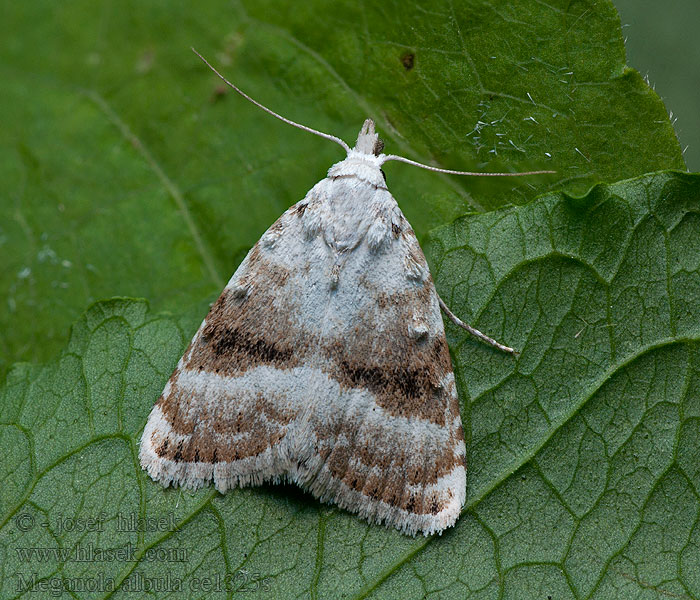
[85,90,225,291]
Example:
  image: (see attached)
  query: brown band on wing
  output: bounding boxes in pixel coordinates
[328,455,451,516]
[156,386,298,461]
[185,246,317,377]
[318,421,462,486]
[322,286,454,427]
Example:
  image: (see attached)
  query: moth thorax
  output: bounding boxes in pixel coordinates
[328,152,386,187]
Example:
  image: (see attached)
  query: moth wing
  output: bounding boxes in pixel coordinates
[139,200,322,492]
[140,181,466,535]
[294,204,466,536]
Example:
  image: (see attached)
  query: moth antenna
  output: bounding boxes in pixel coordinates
[437,297,518,355]
[192,48,351,153]
[381,153,555,177]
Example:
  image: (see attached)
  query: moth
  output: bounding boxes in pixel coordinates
[140,50,552,536]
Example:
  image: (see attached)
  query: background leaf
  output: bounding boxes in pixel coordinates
[614,0,700,171]
[0,0,684,372]
[2,172,699,599]
[2,0,697,598]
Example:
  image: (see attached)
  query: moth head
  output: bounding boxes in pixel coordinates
[354,119,385,157]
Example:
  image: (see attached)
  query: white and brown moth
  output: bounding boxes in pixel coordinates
[140,50,551,536]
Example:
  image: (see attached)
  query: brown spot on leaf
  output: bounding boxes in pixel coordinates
[210,85,228,103]
[401,52,415,70]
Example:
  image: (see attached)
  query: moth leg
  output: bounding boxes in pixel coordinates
[437,296,517,355]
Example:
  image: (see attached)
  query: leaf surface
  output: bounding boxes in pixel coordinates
[0,0,684,370]
[2,172,699,599]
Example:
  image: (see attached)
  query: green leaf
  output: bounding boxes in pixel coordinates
[2,0,695,597]
[2,171,699,599]
[0,0,684,371]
